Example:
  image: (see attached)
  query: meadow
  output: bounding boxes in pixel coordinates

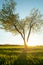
[0,45,43,65]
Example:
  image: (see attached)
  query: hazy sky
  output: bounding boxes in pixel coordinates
[0,0,43,46]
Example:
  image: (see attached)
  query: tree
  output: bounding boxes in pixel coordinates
[0,0,43,49]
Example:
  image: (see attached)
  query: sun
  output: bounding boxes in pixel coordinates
[26,33,38,46]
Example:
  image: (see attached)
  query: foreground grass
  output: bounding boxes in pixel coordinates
[0,45,43,65]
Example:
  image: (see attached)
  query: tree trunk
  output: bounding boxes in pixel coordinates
[24,39,28,53]
[24,41,27,48]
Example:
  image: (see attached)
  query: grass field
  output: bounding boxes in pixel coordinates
[0,45,43,65]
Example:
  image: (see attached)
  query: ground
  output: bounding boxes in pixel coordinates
[0,45,43,65]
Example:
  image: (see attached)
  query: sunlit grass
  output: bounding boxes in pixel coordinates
[0,45,43,65]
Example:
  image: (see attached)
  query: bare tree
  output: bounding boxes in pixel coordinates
[0,0,43,49]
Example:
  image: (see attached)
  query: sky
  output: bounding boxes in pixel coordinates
[15,0,43,19]
[0,0,43,46]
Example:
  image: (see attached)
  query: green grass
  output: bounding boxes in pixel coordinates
[0,45,43,65]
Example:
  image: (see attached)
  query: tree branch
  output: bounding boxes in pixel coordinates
[23,28,25,42]
[27,13,37,42]
[14,24,24,40]
[27,26,31,42]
